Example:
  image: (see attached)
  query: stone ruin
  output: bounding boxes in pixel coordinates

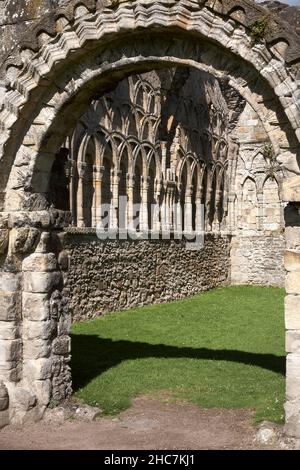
[0,0,300,438]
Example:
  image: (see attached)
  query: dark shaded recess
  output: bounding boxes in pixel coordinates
[48,147,70,210]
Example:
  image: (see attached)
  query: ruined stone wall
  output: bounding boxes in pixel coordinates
[64,233,231,321]
[230,233,285,287]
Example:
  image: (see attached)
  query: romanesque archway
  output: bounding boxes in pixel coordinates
[0,0,300,438]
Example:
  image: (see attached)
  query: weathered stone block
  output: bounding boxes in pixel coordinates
[23,359,52,380]
[285,295,300,330]
[285,250,300,272]
[52,336,71,356]
[286,354,300,401]
[286,330,300,353]
[23,339,51,359]
[282,176,300,202]
[286,272,300,294]
[12,388,36,411]
[8,211,50,229]
[0,322,19,340]
[285,227,300,250]
[0,273,21,292]
[35,232,51,254]
[22,253,58,272]
[0,363,22,382]
[285,399,300,438]
[0,229,9,253]
[23,319,55,341]
[22,292,50,321]
[57,315,72,336]
[11,404,46,426]
[0,292,19,321]
[34,379,52,406]
[0,339,22,363]
[23,272,62,293]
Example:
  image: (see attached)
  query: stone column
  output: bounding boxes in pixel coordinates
[165,188,171,232]
[175,183,183,235]
[212,189,222,231]
[161,181,168,233]
[161,142,167,179]
[236,188,243,231]
[94,166,105,228]
[283,177,300,439]
[168,185,176,233]
[195,191,203,233]
[22,240,59,419]
[0,225,42,426]
[205,181,213,231]
[110,170,121,231]
[77,162,87,228]
[140,176,149,232]
[227,192,236,232]
[152,178,161,233]
[127,174,135,231]
[0,211,72,427]
[184,186,193,234]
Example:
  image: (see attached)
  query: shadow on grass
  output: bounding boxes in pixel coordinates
[71,335,285,391]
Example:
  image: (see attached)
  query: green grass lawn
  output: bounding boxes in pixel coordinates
[71,285,285,423]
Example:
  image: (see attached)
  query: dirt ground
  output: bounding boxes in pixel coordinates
[0,396,279,450]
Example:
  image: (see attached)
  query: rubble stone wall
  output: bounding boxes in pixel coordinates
[64,233,231,321]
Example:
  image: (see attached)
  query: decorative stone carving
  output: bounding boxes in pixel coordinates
[9,228,40,255]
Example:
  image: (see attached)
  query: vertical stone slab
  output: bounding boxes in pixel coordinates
[283,178,300,438]
[0,272,22,383]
